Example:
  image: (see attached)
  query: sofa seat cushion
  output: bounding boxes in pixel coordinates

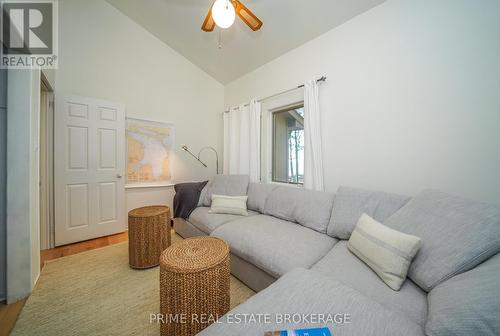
[327,186,410,239]
[188,207,258,234]
[312,241,427,326]
[264,186,335,233]
[198,268,424,336]
[426,253,500,336]
[384,189,500,291]
[211,215,337,278]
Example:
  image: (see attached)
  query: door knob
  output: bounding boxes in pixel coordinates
[117,174,123,178]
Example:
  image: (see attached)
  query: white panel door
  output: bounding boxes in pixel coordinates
[55,95,125,246]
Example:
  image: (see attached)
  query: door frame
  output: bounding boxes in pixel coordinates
[39,73,55,250]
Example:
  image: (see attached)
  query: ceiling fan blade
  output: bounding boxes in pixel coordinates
[232,0,263,31]
[201,5,216,32]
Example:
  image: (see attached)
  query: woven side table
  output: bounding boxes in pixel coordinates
[128,205,171,269]
[160,237,230,336]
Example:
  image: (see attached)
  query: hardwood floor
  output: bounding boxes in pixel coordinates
[0,300,26,336]
[0,231,129,336]
[40,231,128,266]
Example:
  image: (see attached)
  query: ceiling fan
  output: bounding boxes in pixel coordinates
[202,0,263,32]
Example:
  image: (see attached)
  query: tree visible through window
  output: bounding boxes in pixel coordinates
[272,106,304,184]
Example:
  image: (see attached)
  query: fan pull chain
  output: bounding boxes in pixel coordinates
[218,30,222,49]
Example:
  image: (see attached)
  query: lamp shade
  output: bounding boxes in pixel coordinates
[212,0,236,29]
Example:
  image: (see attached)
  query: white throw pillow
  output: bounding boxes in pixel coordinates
[348,213,421,291]
[209,195,249,216]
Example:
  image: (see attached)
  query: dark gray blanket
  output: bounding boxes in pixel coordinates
[173,181,208,219]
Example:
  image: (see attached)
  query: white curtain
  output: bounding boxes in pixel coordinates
[304,79,324,191]
[223,99,261,182]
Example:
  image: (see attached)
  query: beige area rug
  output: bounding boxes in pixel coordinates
[12,233,255,336]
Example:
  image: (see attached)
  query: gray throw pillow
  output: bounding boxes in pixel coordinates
[327,186,410,239]
[426,253,500,336]
[385,189,500,291]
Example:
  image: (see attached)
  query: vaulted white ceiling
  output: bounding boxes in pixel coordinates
[106,0,386,84]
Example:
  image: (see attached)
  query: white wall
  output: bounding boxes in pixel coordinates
[0,70,7,301]
[225,0,500,205]
[6,69,41,303]
[56,0,225,212]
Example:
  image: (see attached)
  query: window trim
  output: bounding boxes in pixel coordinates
[270,102,305,186]
[260,89,304,184]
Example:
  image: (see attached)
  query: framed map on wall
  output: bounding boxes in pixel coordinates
[126,118,175,186]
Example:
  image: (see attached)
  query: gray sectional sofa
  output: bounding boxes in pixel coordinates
[173,175,500,336]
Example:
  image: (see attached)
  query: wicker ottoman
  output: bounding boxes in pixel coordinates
[128,205,171,269]
[160,237,230,336]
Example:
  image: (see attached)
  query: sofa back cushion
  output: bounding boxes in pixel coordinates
[263,186,334,233]
[327,186,410,239]
[201,175,249,207]
[426,253,500,335]
[247,183,278,213]
[385,189,500,291]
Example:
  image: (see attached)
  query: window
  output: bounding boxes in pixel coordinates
[272,106,304,184]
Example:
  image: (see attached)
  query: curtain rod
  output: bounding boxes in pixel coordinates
[223,76,327,113]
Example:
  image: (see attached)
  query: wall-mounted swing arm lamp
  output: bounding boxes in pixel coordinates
[181,145,219,174]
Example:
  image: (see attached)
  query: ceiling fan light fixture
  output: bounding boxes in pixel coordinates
[211,0,236,29]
